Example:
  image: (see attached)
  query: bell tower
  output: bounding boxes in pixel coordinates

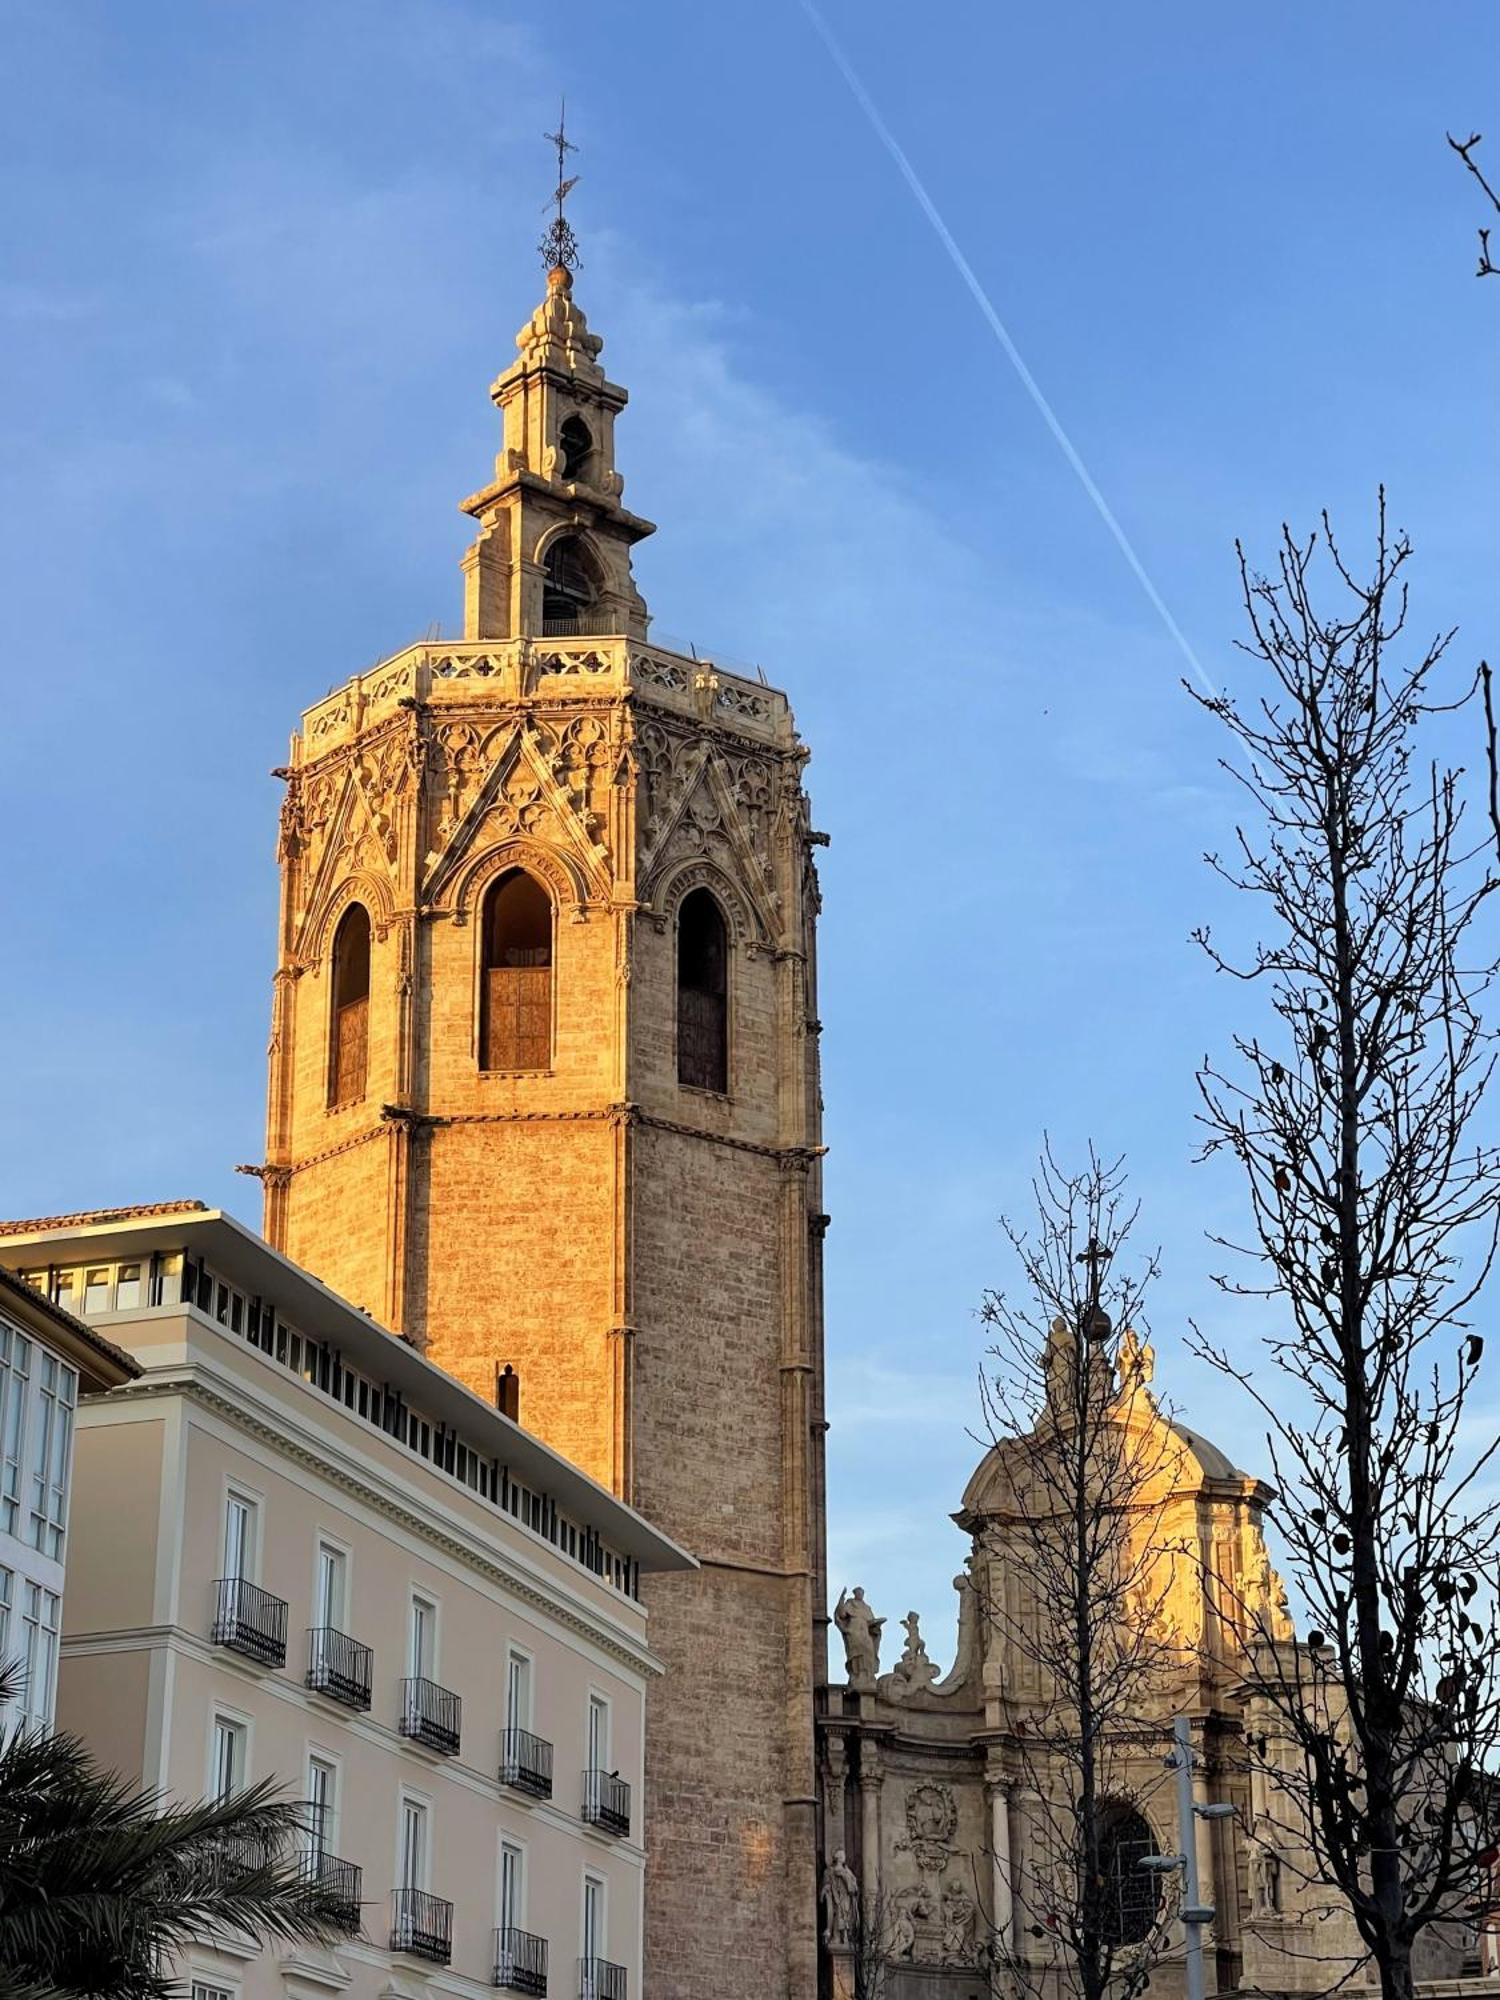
[260,229,829,1997]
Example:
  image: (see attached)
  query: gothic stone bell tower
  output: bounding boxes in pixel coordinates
[261,262,829,2000]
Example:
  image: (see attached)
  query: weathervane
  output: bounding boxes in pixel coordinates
[540,101,581,273]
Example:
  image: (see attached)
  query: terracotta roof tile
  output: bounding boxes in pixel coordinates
[0,1200,207,1239]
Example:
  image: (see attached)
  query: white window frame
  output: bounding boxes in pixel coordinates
[586,1690,611,1773]
[396,1790,430,1894]
[306,1748,339,1866]
[506,1645,533,1732]
[208,1709,250,1803]
[189,1982,236,2000]
[582,1869,608,1970]
[221,1485,260,1584]
[499,1834,527,1932]
[408,1590,438,1682]
[0,1323,32,1540]
[313,1536,350,1631]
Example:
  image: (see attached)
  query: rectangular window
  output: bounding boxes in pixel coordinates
[408,1594,435,1680]
[114,1263,143,1311]
[587,1692,609,1772]
[506,1648,532,1731]
[583,1872,605,1962]
[0,1327,31,1538]
[30,1351,76,1560]
[51,1271,76,1314]
[500,1839,524,1931]
[81,1268,111,1316]
[315,1542,347,1630]
[19,1580,59,1729]
[399,1796,427,1892]
[307,1754,337,1864]
[223,1492,255,1581]
[211,1715,246,1802]
[0,1567,13,1734]
[190,1984,235,2000]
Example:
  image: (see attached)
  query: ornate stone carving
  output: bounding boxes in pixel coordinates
[896,1782,958,1875]
[884,1611,940,1700]
[820,1847,859,1949]
[940,1881,978,1963]
[834,1586,883,1689]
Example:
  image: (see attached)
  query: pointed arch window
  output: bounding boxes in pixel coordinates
[542,535,601,636]
[559,415,594,482]
[328,904,371,1106]
[1098,1803,1160,1946]
[482,870,553,1072]
[677,888,728,1093]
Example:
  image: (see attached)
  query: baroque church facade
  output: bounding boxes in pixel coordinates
[259,264,829,1999]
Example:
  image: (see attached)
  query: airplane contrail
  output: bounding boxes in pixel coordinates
[797,0,1217,698]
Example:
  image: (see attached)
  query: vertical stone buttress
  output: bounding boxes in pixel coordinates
[262,267,827,2000]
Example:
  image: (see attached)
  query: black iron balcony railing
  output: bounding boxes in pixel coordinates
[579,1957,626,2000]
[391,1887,453,1964]
[303,1848,362,1932]
[581,1769,630,1838]
[495,1925,549,1994]
[306,1626,373,1710]
[400,1675,461,1756]
[499,1726,554,1800]
[211,1577,288,1668]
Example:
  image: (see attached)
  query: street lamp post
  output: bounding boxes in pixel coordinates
[1140,1715,1236,2000]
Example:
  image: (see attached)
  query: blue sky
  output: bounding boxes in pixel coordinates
[2,0,1498,1664]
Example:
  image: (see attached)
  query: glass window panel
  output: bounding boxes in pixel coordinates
[81,1269,111,1316]
[114,1264,143,1310]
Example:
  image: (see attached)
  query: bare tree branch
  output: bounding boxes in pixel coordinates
[1190,497,1500,2000]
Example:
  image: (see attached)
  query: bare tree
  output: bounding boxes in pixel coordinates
[1190,497,1500,2000]
[1448,132,1500,276]
[977,1148,1183,2000]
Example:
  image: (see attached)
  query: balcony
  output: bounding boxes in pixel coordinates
[540,611,619,638]
[211,1577,288,1668]
[581,1769,630,1838]
[303,1849,362,1932]
[400,1676,461,1756]
[391,1887,453,1964]
[579,1959,626,2000]
[500,1726,554,1801]
[306,1626,373,1711]
[495,1926,549,1995]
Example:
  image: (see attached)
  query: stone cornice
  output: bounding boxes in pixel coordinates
[103,1370,661,1677]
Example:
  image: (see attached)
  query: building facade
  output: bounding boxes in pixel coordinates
[255,265,830,1998]
[818,1331,1480,2000]
[0,1262,138,1731]
[1,1201,692,2000]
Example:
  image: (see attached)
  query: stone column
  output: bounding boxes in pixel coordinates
[858,1740,882,1915]
[986,1775,1014,1960]
[1192,1745,1220,1995]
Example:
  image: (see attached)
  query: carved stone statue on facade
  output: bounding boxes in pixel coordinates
[941,1882,978,1962]
[1252,1835,1283,1915]
[820,1847,860,1947]
[886,1609,940,1698]
[1044,1316,1077,1412]
[1116,1326,1155,1391]
[834,1586,884,1689]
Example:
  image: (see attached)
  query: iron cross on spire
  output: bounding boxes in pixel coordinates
[540,102,581,274]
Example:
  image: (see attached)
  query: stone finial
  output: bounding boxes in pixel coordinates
[512,267,605,381]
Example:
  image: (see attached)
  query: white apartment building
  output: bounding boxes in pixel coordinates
[0,1202,693,2000]
[0,1261,139,1731]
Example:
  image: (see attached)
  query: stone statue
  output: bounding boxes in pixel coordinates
[1043,1315,1076,1408]
[941,1882,978,1962]
[1252,1837,1282,1915]
[1116,1326,1155,1390]
[834,1586,884,1688]
[889,1609,940,1697]
[891,1884,933,1961]
[820,1847,860,1947]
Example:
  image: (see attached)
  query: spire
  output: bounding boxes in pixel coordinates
[539,102,581,276]
[457,117,655,643]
